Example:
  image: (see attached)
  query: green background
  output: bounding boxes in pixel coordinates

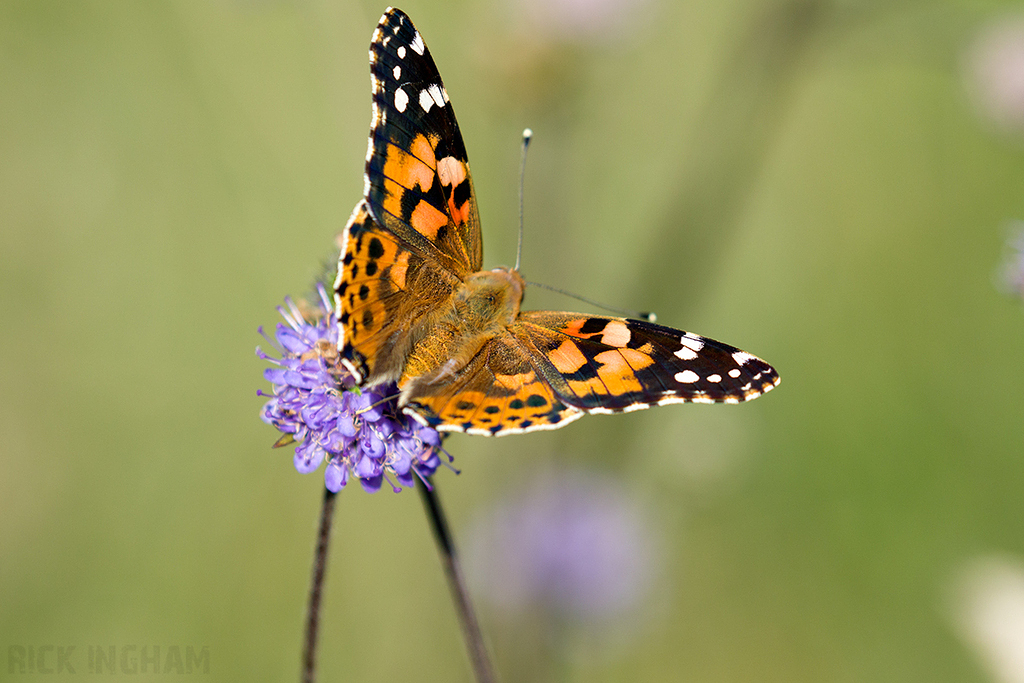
[3,0,1024,680]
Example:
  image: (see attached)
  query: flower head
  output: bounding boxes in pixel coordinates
[257,285,444,493]
[465,469,662,627]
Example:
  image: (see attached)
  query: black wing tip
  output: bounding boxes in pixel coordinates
[378,7,414,32]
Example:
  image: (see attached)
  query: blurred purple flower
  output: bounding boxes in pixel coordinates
[465,470,662,629]
[966,16,1024,135]
[257,285,443,493]
[511,0,652,44]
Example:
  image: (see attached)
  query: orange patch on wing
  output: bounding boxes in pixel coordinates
[449,193,471,226]
[593,350,643,394]
[559,318,590,337]
[494,371,536,390]
[548,339,588,374]
[347,299,387,352]
[389,250,410,289]
[409,200,448,239]
[409,134,438,169]
[567,376,610,398]
[383,143,434,192]
[381,178,406,220]
[618,347,655,370]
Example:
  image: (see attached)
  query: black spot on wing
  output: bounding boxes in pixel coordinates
[368,237,385,259]
[578,317,609,336]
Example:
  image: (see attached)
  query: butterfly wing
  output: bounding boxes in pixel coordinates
[335,202,462,383]
[516,312,779,411]
[364,7,482,273]
[336,8,483,383]
[402,331,585,436]
[401,313,778,436]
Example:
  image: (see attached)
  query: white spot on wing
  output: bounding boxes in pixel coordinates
[394,87,408,112]
[675,370,699,384]
[410,31,425,55]
[733,351,756,366]
[393,65,401,79]
[707,374,722,383]
[728,368,741,378]
[426,84,445,108]
[397,45,406,59]
[680,335,704,352]
[674,346,698,361]
[418,88,434,112]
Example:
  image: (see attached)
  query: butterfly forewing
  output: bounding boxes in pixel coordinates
[516,313,779,411]
[365,8,482,274]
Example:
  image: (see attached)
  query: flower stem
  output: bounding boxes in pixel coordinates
[302,487,337,683]
[419,480,497,683]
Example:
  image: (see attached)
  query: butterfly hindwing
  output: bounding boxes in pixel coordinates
[403,332,584,436]
[365,8,482,274]
[516,312,779,412]
[335,201,459,383]
[400,312,778,436]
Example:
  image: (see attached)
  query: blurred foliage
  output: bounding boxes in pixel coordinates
[3,0,1024,681]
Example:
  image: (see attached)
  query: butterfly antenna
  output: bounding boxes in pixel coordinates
[514,128,532,272]
[525,280,657,322]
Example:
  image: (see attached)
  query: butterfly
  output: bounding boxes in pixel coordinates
[334,7,779,436]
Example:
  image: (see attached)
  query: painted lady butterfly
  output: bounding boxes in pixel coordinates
[335,7,779,436]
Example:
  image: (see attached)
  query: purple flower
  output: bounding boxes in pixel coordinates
[465,469,662,648]
[257,285,444,493]
[514,0,652,44]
